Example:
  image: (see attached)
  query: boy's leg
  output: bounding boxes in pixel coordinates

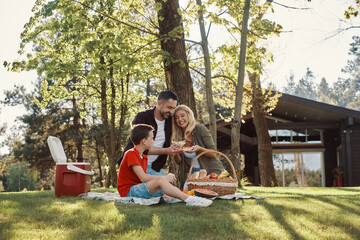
[127,182,162,198]
[147,178,213,207]
[146,178,189,201]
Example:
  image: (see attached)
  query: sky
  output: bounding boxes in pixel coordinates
[263,0,360,87]
[1,0,360,154]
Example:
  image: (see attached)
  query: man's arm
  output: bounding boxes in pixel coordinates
[148,145,183,156]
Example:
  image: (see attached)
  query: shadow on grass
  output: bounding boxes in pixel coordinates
[256,190,360,239]
[257,200,306,239]
[111,198,250,239]
[0,190,256,239]
[305,194,360,238]
[333,187,360,193]
[4,188,358,239]
[0,219,14,240]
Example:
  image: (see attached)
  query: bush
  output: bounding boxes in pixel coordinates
[4,162,37,192]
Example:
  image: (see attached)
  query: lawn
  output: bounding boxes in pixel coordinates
[1,187,360,240]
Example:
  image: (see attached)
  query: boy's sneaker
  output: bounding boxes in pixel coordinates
[185,196,213,207]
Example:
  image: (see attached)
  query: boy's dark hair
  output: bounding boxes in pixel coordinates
[130,124,155,145]
[158,90,178,101]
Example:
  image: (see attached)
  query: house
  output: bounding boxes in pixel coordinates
[215,93,360,187]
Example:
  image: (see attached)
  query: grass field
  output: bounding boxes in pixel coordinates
[1,187,360,240]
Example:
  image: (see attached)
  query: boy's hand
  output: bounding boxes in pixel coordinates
[165,173,176,184]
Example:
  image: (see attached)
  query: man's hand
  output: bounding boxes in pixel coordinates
[167,144,183,156]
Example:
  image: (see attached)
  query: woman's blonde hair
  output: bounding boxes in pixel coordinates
[171,105,197,142]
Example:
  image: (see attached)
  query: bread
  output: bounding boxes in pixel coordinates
[182,146,193,152]
[192,171,200,179]
[199,169,207,178]
[172,140,185,147]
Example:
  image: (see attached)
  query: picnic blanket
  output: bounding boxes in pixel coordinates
[80,191,265,206]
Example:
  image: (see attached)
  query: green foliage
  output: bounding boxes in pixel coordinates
[5,0,171,186]
[275,169,321,187]
[8,0,163,114]
[283,68,317,100]
[4,162,37,192]
[345,0,360,19]
[1,79,82,173]
[185,0,281,122]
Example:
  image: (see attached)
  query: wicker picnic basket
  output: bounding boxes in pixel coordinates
[187,150,238,196]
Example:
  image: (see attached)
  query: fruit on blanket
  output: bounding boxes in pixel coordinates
[187,189,195,195]
[194,189,218,198]
[209,173,218,179]
[182,190,189,194]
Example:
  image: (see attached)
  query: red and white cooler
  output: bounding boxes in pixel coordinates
[47,136,94,197]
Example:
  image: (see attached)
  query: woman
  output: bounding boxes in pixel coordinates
[171,105,225,188]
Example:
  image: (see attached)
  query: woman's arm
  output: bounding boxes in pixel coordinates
[184,125,216,157]
[174,154,182,164]
[189,145,216,157]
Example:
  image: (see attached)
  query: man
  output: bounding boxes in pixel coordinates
[118,90,183,175]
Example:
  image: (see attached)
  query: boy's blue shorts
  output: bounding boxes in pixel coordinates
[127,182,163,199]
[146,165,166,176]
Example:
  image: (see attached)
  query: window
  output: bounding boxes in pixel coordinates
[269,129,322,145]
[273,152,324,187]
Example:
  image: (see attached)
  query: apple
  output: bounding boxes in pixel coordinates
[209,173,218,179]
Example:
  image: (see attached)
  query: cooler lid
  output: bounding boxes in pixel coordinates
[47,136,67,163]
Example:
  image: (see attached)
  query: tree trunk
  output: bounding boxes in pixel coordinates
[156,0,197,116]
[295,153,302,186]
[196,0,217,147]
[231,0,251,173]
[156,0,197,181]
[250,72,278,187]
[100,56,117,188]
[69,78,84,163]
[115,74,130,160]
[295,153,308,187]
[95,139,104,187]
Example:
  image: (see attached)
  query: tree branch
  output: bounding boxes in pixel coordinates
[323,26,360,41]
[212,74,237,87]
[73,0,160,38]
[272,1,311,10]
[189,66,205,78]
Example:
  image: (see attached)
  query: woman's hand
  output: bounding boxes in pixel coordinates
[184,145,202,153]
[186,145,216,157]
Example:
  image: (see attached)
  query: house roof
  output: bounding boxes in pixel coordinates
[271,92,360,124]
[214,92,360,144]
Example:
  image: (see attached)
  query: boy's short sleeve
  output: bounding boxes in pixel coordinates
[126,151,142,168]
[117,148,148,197]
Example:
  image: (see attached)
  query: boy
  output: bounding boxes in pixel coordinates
[117,124,212,207]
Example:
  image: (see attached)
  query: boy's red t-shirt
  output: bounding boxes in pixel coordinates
[117,147,148,197]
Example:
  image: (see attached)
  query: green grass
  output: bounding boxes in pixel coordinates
[1,187,360,240]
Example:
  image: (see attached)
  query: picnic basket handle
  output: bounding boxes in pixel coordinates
[186,150,238,181]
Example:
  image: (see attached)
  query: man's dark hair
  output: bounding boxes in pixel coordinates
[130,124,155,145]
[158,90,178,101]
